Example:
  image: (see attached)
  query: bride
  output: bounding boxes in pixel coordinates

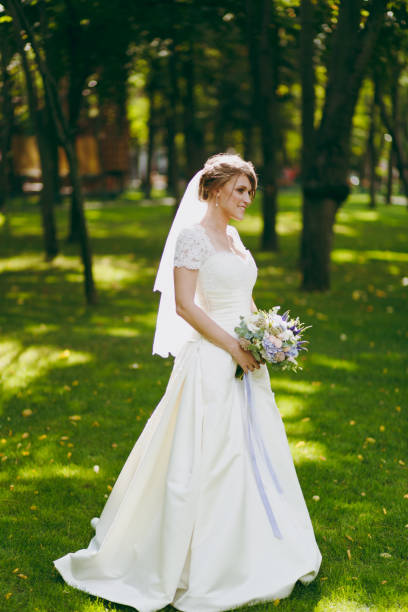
[54,153,322,611]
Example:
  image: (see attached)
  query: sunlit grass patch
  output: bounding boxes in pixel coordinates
[0,341,92,395]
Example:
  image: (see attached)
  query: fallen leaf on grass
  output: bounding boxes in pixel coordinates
[347,549,351,560]
[403,493,408,499]
[345,534,354,542]
[296,441,305,448]
[38,434,47,440]
[69,415,81,421]
[30,505,37,511]
[22,409,32,417]
[379,425,385,432]
[301,417,310,422]
[5,593,12,600]
[18,574,28,579]
[380,552,392,558]
[12,568,19,573]
[58,349,70,359]
[349,420,356,425]
[383,507,387,514]
[381,580,387,584]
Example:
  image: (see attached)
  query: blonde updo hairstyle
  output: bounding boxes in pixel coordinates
[198,153,257,202]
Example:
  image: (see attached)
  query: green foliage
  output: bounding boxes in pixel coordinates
[0,190,407,611]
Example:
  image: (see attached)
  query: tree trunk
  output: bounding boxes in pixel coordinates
[301,196,338,290]
[144,77,157,199]
[166,115,178,200]
[385,147,394,204]
[377,93,408,203]
[300,0,387,290]
[66,151,82,243]
[181,42,204,178]
[166,45,179,201]
[382,64,400,205]
[0,35,14,209]
[9,8,59,259]
[61,0,89,238]
[37,124,59,259]
[367,88,377,209]
[299,0,316,268]
[246,0,279,251]
[8,0,96,303]
[65,143,95,303]
[243,120,255,164]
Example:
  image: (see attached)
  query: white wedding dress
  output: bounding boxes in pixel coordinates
[54,223,322,611]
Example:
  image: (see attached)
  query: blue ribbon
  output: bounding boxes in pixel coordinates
[243,372,283,539]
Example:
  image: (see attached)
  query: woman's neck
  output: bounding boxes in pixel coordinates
[200,208,229,235]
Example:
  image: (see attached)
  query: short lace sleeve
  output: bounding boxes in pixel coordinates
[174,226,212,270]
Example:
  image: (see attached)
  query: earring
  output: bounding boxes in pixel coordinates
[216,193,219,208]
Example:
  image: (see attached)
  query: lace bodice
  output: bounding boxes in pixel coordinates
[173,223,257,338]
[174,223,249,269]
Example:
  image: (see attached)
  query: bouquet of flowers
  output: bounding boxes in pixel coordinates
[234,306,310,379]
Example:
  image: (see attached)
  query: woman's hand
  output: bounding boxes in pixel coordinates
[230,339,261,374]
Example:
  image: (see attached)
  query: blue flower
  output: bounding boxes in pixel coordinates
[262,337,279,360]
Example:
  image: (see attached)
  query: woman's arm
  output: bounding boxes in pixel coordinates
[250,296,258,313]
[174,267,260,373]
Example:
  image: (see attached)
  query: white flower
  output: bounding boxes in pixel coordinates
[247,322,259,333]
[93,465,100,473]
[280,329,291,341]
[340,333,347,341]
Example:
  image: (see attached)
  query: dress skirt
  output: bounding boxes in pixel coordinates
[54,336,322,612]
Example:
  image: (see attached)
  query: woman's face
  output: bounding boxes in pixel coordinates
[218,174,253,221]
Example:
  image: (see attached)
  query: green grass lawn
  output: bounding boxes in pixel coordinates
[0,190,407,612]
